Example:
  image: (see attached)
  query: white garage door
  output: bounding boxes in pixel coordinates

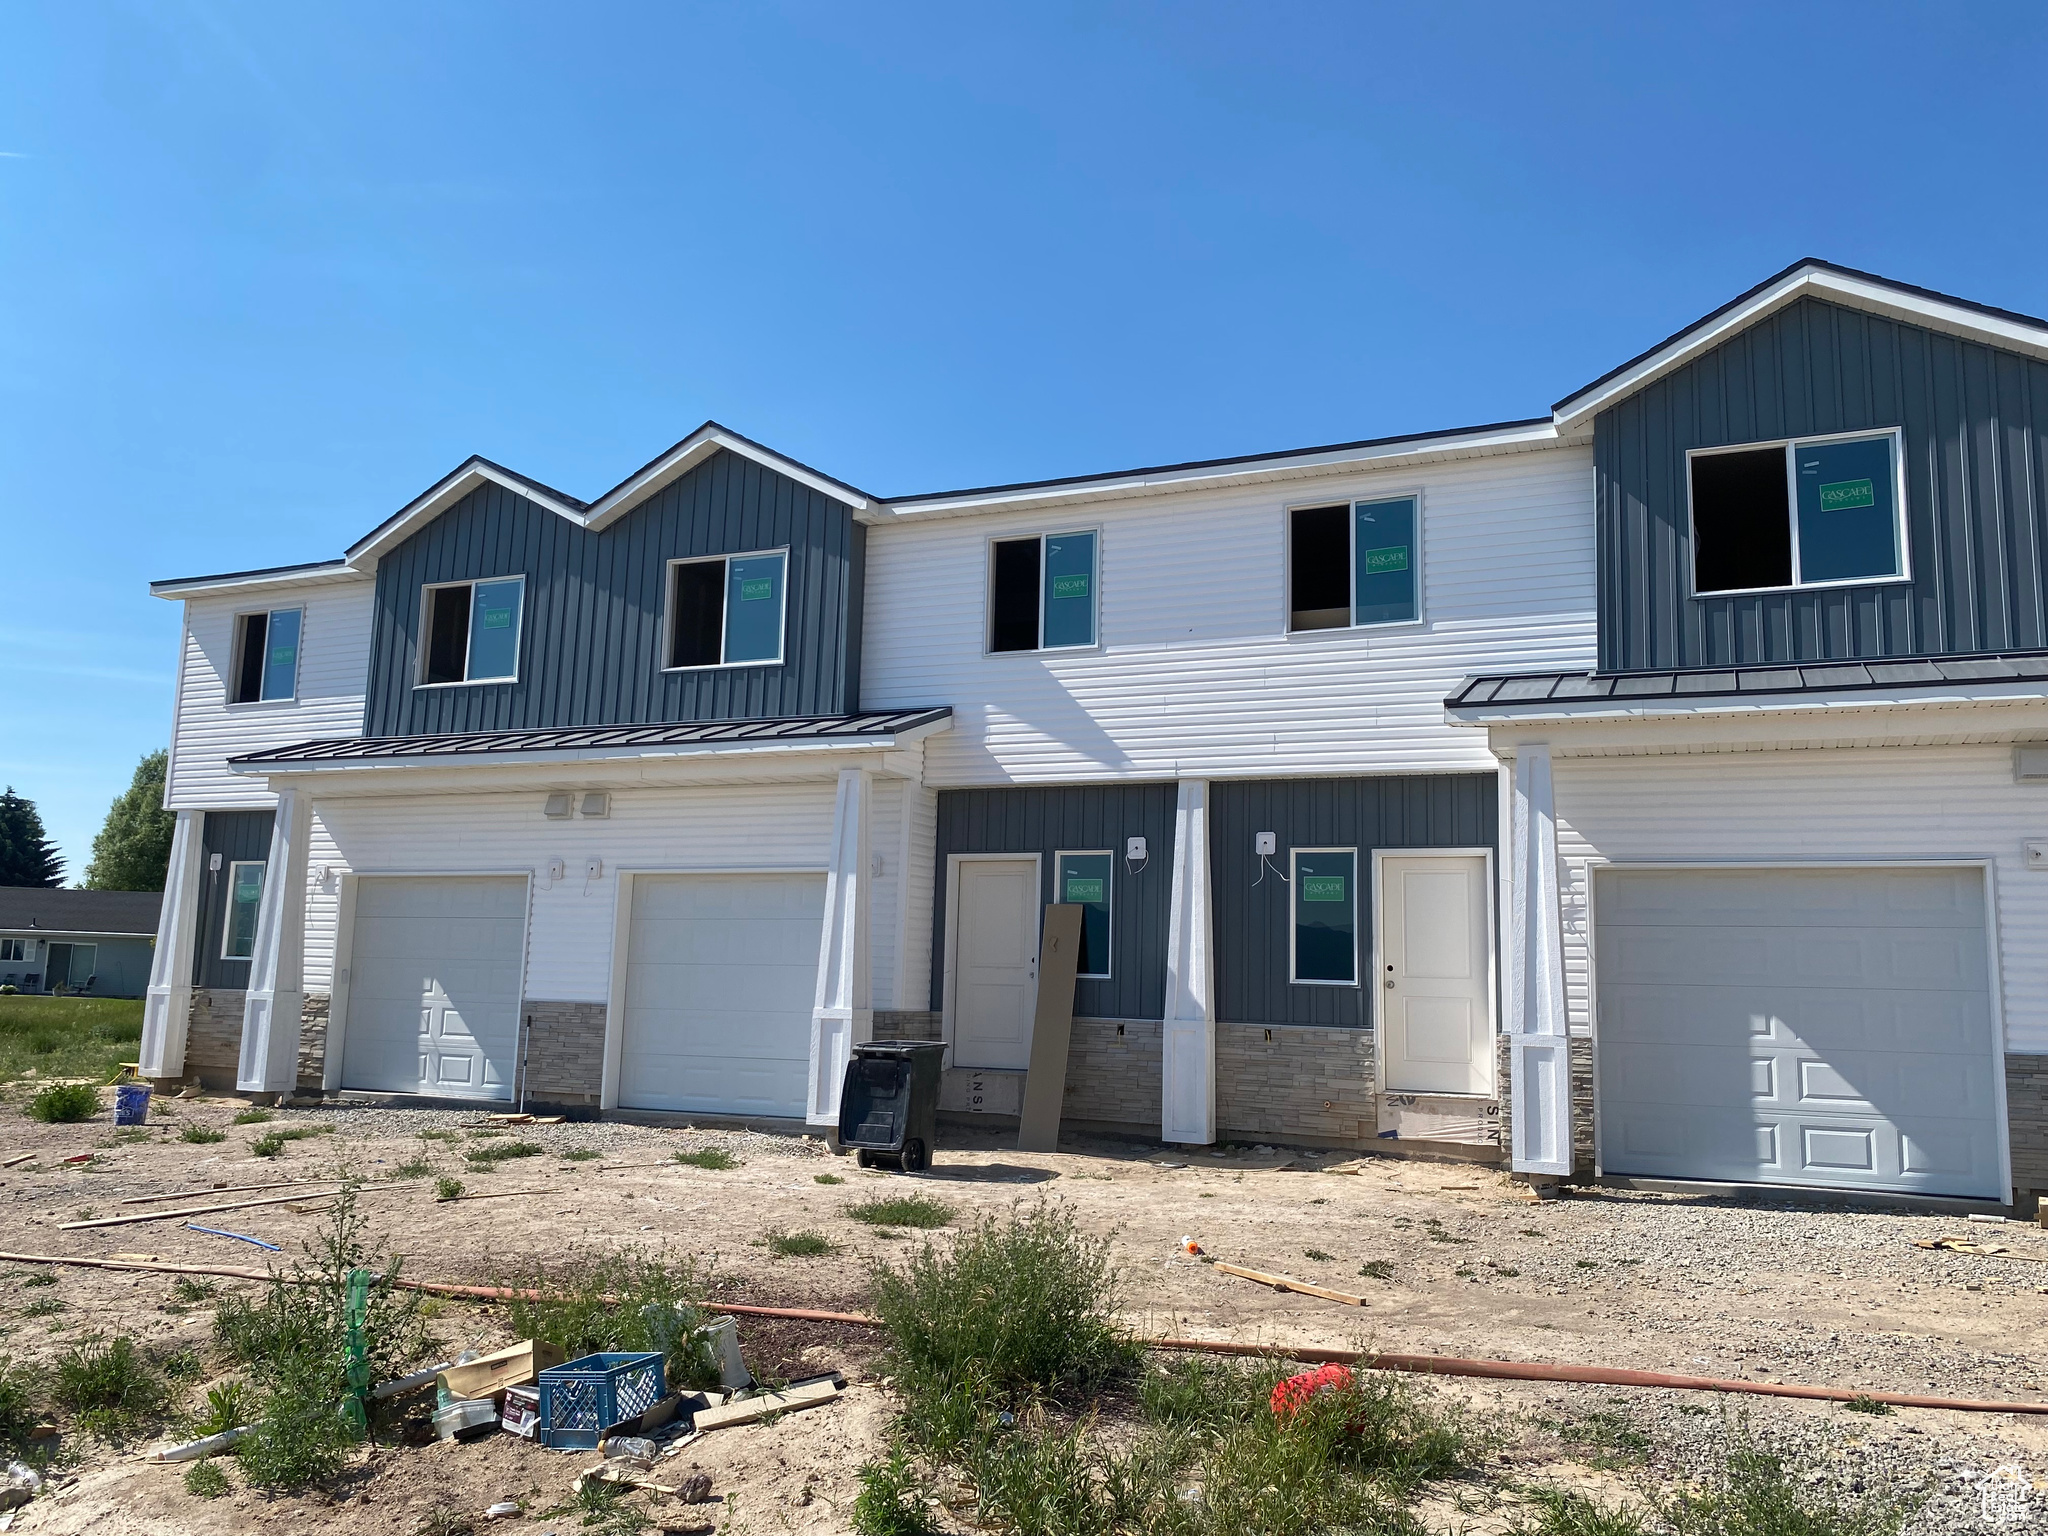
[341,877,527,1101]
[1596,866,2002,1200]
[618,873,824,1119]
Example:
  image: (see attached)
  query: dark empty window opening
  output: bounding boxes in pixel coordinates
[233,611,268,702]
[1691,448,1792,594]
[423,584,472,685]
[989,537,1042,652]
[231,608,302,703]
[669,560,727,668]
[1289,504,1350,631]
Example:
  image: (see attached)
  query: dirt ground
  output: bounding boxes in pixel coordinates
[4,1094,2048,1534]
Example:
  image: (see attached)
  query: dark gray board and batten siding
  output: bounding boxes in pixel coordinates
[931,785,1178,1023]
[193,809,274,990]
[1598,295,2048,673]
[362,449,865,736]
[1209,774,1496,1030]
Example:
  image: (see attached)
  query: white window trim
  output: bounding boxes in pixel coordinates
[1053,848,1114,981]
[414,574,527,688]
[227,606,305,707]
[0,937,29,963]
[1284,490,1427,637]
[1289,845,1360,987]
[1686,426,1911,599]
[660,548,792,672]
[983,527,1103,656]
[221,859,267,961]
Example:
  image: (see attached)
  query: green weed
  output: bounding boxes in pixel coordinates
[815,1172,846,1185]
[672,1148,739,1171]
[0,997,143,1085]
[0,1353,41,1459]
[180,1124,227,1144]
[851,1447,940,1536]
[184,1379,257,1437]
[27,1082,99,1123]
[53,1336,172,1442]
[230,1107,273,1126]
[1513,1487,1652,1535]
[21,1296,65,1318]
[560,1147,602,1162]
[183,1459,232,1499]
[849,1195,954,1229]
[1663,1438,1914,1536]
[171,1276,219,1303]
[465,1139,544,1166]
[767,1230,836,1258]
[19,1271,54,1288]
[1844,1394,1893,1416]
[394,1157,435,1179]
[250,1124,332,1158]
[1359,1260,1395,1280]
[1303,1249,1334,1262]
[494,1246,719,1391]
[435,1176,465,1201]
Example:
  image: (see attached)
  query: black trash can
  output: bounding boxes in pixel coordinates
[838,1041,946,1172]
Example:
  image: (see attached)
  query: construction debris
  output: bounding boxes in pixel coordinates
[1914,1235,2048,1262]
[60,1182,405,1230]
[1216,1261,1367,1307]
[142,1426,250,1463]
[182,1223,279,1251]
[689,1374,843,1432]
[439,1340,565,1406]
[0,1155,34,1170]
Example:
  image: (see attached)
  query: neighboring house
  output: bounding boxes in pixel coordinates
[135,258,2048,1211]
[0,888,161,997]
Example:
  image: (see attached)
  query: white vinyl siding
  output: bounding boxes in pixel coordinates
[863,446,1596,785]
[166,578,374,810]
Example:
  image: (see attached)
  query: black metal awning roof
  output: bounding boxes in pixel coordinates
[230,707,953,768]
[1446,654,2048,713]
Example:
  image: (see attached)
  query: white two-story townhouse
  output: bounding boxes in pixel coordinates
[142,258,2048,1208]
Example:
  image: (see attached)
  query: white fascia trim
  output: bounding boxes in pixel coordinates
[1553,265,2048,432]
[878,421,1569,522]
[149,565,369,601]
[344,461,588,566]
[1448,680,2048,726]
[0,928,157,941]
[581,427,876,530]
[226,716,953,778]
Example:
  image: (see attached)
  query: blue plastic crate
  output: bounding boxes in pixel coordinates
[537,1351,666,1450]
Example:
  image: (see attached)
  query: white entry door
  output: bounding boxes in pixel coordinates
[1378,853,1494,1095]
[951,858,1040,1070]
[340,876,527,1100]
[1596,866,2002,1200]
[617,873,825,1119]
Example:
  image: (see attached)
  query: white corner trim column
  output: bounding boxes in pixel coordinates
[1506,743,1571,1175]
[237,787,312,1094]
[807,767,873,1128]
[1162,777,1216,1145]
[139,810,204,1081]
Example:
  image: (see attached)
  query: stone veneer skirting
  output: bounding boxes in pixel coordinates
[297,994,329,1092]
[873,1011,941,1042]
[518,1000,607,1107]
[2003,1055,2048,1206]
[1492,1033,1596,1180]
[184,988,245,1089]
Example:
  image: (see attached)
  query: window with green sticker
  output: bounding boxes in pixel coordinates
[1353,497,1418,625]
[1690,429,1904,594]
[668,550,788,668]
[232,608,303,703]
[1291,848,1357,985]
[1288,498,1420,632]
[222,860,266,961]
[421,577,525,685]
[1055,851,1113,978]
[990,530,1098,652]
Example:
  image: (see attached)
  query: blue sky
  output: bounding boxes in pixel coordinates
[3,2,2045,877]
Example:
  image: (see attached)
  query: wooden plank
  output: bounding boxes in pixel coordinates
[2,1154,36,1169]
[1016,904,1083,1155]
[58,1181,407,1230]
[1215,1261,1367,1308]
[121,1180,310,1206]
[690,1376,842,1431]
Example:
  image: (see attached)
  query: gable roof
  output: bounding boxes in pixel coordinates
[0,887,162,937]
[1550,258,2048,431]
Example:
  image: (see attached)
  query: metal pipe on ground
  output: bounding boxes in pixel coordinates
[0,1251,2036,1416]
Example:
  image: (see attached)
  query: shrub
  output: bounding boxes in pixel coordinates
[852,1448,942,1536]
[435,1176,464,1201]
[230,1107,272,1125]
[849,1195,954,1230]
[180,1124,227,1144]
[183,1459,232,1499]
[869,1200,1136,1436]
[673,1148,739,1171]
[53,1336,172,1442]
[768,1230,836,1258]
[496,1246,719,1391]
[27,1082,98,1123]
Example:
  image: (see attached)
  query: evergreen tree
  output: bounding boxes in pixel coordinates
[84,750,176,891]
[0,787,63,888]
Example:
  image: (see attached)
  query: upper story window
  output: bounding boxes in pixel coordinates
[230,608,302,703]
[1689,428,1907,595]
[420,577,525,686]
[988,530,1097,653]
[666,550,788,670]
[1288,496,1420,632]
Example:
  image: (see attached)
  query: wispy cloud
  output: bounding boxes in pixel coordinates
[0,152,30,159]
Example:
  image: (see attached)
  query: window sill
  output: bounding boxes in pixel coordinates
[1284,617,1428,640]
[413,678,517,690]
[1289,979,1363,989]
[983,643,1105,659]
[660,659,785,674]
[225,698,299,709]
[1690,572,1913,599]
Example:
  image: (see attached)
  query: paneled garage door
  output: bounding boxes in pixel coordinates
[618,873,825,1119]
[340,876,527,1100]
[1595,866,2003,1200]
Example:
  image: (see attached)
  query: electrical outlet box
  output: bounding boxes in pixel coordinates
[2027,840,2048,870]
[546,856,566,883]
[1255,832,1277,857]
[584,857,604,881]
[1126,836,1147,861]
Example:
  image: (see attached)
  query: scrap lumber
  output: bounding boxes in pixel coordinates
[1,1155,35,1169]
[120,1179,308,1205]
[437,1340,565,1405]
[1215,1262,1367,1307]
[1914,1235,2048,1262]
[58,1181,405,1230]
[1016,903,1082,1155]
[689,1375,843,1431]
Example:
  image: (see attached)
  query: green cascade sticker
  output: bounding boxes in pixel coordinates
[1818,478,1875,512]
[271,646,296,666]
[480,607,512,629]
[739,577,774,601]
[1361,545,1409,574]
[1302,875,1347,903]
[1051,573,1090,600]
[1064,877,1105,904]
